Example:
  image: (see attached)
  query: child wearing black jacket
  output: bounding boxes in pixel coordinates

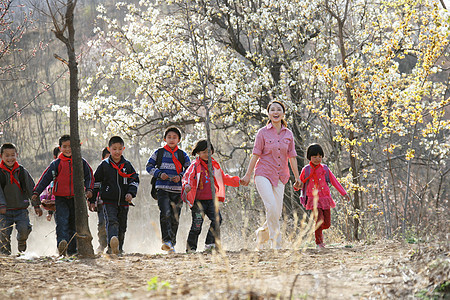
[89,136,139,255]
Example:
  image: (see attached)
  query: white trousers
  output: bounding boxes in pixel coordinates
[254,176,285,249]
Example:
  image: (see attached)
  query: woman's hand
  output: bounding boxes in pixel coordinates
[240,174,251,186]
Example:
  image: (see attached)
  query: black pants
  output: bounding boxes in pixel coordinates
[187,199,222,251]
[104,203,129,251]
[157,189,182,245]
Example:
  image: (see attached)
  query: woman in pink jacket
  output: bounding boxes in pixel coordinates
[241,100,301,250]
[299,144,350,248]
[182,140,240,253]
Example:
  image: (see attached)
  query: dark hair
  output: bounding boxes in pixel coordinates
[53,146,60,158]
[191,139,214,156]
[0,143,17,155]
[59,135,71,146]
[108,136,124,147]
[306,143,324,160]
[102,147,110,159]
[266,100,288,127]
[164,126,182,140]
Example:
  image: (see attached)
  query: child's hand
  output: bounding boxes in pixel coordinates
[240,174,251,186]
[184,184,191,193]
[31,194,39,203]
[85,190,93,199]
[125,193,133,203]
[160,173,169,180]
[34,206,43,217]
[171,175,181,183]
[0,207,6,214]
[88,202,97,212]
[46,214,52,221]
[293,180,302,191]
[344,194,351,202]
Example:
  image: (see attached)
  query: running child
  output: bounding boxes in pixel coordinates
[32,135,94,256]
[89,136,139,255]
[182,139,240,253]
[299,144,350,248]
[0,143,42,255]
[88,147,110,253]
[146,126,190,253]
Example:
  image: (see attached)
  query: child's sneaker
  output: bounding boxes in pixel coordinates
[316,243,326,249]
[96,245,105,254]
[161,241,174,252]
[110,236,120,255]
[18,242,27,253]
[204,244,216,253]
[186,246,196,254]
[58,240,68,256]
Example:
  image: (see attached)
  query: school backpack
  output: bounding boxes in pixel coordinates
[0,166,30,198]
[150,148,186,200]
[300,164,330,208]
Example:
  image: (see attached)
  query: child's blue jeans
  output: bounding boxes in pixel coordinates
[157,189,182,246]
[97,203,107,250]
[103,203,128,251]
[187,199,222,251]
[55,196,77,255]
[0,209,32,254]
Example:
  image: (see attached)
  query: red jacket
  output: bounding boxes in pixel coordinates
[33,154,94,198]
[181,157,239,207]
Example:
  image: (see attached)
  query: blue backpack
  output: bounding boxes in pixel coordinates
[300,164,330,208]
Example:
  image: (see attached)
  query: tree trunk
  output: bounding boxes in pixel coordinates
[55,0,94,257]
[337,18,360,240]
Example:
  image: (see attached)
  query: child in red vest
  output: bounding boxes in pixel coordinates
[32,135,94,256]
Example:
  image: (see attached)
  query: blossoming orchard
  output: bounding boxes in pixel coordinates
[0,0,448,298]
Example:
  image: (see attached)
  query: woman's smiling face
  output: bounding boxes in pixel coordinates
[268,102,285,124]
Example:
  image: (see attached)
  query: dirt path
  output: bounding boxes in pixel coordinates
[3,240,446,299]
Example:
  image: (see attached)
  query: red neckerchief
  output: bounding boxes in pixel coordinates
[199,158,219,190]
[304,162,321,187]
[163,145,183,174]
[58,152,72,162]
[0,161,21,189]
[110,159,135,178]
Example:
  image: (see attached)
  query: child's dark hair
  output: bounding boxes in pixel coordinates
[108,136,124,147]
[164,126,182,140]
[102,147,110,159]
[0,143,17,155]
[191,139,214,156]
[53,146,60,158]
[267,100,288,127]
[59,135,71,146]
[306,144,324,160]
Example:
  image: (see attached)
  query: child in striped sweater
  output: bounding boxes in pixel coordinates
[146,127,191,253]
